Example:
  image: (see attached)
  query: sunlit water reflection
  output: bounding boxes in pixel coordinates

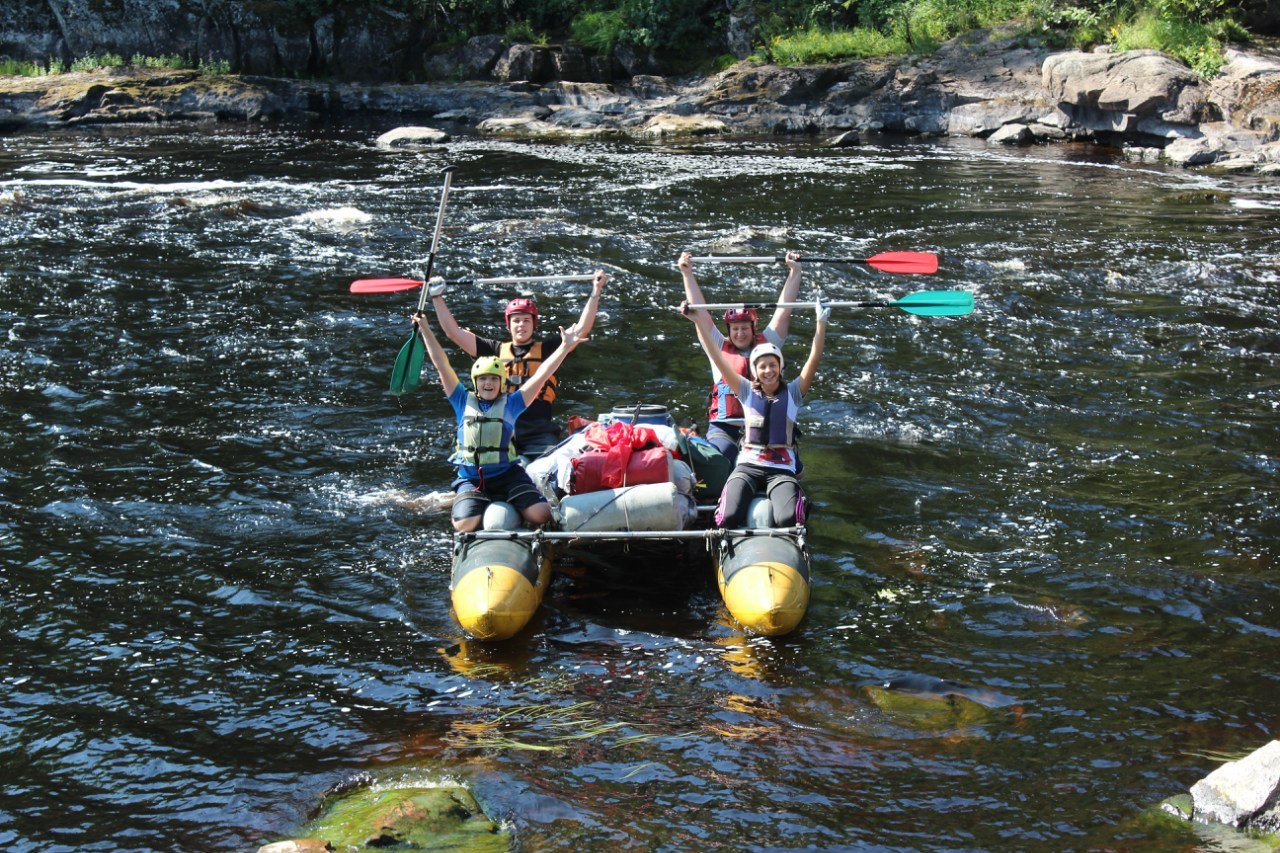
[1,124,1277,851]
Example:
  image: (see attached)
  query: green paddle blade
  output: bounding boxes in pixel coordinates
[892,290,974,316]
[390,334,425,394]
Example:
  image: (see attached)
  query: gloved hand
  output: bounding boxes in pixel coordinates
[426,276,447,298]
[815,297,831,324]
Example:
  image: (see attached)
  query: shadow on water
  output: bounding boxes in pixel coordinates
[0,127,1277,850]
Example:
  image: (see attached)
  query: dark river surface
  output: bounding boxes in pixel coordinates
[1,122,1278,852]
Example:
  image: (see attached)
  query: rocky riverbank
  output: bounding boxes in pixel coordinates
[2,29,1278,173]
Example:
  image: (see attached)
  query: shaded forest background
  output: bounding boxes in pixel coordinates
[1,0,1275,82]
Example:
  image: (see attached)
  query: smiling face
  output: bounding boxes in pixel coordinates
[474,373,503,401]
[752,354,782,392]
[507,312,536,346]
[727,320,756,351]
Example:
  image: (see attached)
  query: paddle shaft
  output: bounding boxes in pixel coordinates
[689,251,938,274]
[413,166,456,313]
[686,289,973,317]
[470,273,595,285]
[390,166,456,395]
[688,255,932,264]
[691,300,935,310]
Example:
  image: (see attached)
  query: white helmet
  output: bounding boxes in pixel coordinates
[749,341,783,371]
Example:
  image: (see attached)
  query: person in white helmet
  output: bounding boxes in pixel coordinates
[678,251,803,463]
[681,297,829,528]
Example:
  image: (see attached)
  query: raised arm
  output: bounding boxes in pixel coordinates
[428,279,479,357]
[414,311,459,397]
[678,252,718,342]
[797,301,829,397]
[683,303,748,391]
[765,251,803,339]
[571,270,608,338]
[518,325,586,407]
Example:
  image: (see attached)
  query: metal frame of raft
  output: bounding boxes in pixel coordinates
[457,525,805,543]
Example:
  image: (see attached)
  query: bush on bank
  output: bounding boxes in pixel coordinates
[755,0,1254,77]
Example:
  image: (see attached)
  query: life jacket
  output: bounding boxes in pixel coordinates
[499,340,557,405]
[707,336,763,422]
[742,385,798,452]
[457,393,516,469]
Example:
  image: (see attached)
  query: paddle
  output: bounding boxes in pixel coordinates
[688,251,938,275]
[351,273,596,294]
[389,165,456,395]
[685,290,974,317]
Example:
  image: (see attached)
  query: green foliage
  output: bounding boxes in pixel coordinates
[571,9,627,53]
[754,0,1047,63]
[129,54,192,69]
[761,26,907,62]
[199,57,234,76]
[504,20,550,44]
[1113,10,1233,75]
[1036,3,1107,47]
[0,59,53,77]
[70,54,124,72]
[1148,0,1227,23]
[615,0,722,52]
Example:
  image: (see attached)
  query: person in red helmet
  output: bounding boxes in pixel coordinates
[430,269,608,458]
[678,251,803,463]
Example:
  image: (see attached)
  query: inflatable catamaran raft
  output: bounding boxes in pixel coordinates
[449,404,810,641]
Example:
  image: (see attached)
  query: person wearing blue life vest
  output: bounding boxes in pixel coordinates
[678,251,803,464]
[681,297,829,529]
[427,270,607,458]
[412,310,587,533]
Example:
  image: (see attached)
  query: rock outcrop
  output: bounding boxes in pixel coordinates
[1,32,1277,173]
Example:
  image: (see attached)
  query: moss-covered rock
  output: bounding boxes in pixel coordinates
[261,782,509,853]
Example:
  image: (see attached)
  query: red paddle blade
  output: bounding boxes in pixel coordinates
[350,278,425,294]
[866,252,938,274]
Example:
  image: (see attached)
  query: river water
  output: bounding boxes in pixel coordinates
[1,123,1278,852]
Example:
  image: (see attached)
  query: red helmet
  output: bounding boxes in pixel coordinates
[504,296,538,327]
[723,307,757,329]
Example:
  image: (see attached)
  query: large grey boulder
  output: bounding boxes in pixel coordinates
[375,126,450,147]
[493,44,556,83]
[461,34,507,78]
[1042,48,1211,133]
[849,28,1051,138]
[634,113,730,137]
[1190,740,1280,831]
[1208,45,1280,140]
[1042,44,1280,168]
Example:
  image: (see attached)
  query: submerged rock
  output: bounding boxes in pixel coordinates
[258,841,332,853]
[259,781,509,852]
[862,674,1020,731]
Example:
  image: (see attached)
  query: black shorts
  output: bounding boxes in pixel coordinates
[451,466,548,521]
[514,417,564,457]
